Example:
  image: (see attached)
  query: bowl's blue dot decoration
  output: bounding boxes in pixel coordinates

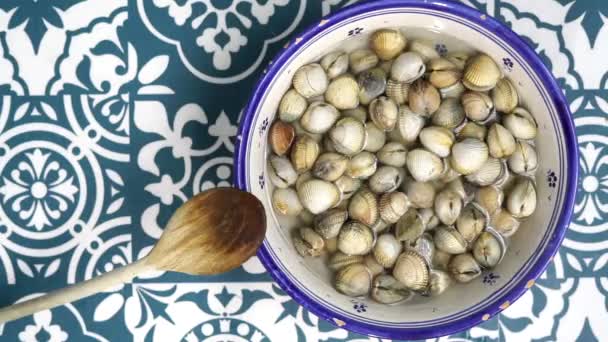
[351,300,368,313]
[348,27,364,37]
[259,117,269,137]
[482,272,501,286]
[258,173,265,190]
[547,170,558,188]
[502,57,514,71]
[435,43,448,56]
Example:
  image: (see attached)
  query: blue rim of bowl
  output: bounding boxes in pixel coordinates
[234,0,577,339]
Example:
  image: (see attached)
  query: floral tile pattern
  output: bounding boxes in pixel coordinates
[0,0,606,341]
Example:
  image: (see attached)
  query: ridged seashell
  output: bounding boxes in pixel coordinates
[346,152,378,180]
[292,120,322,142]
[406,149,444,182]
[335,263,372,297]
[404,180,436,209]
[456,204,486,243]
[409,39,440,62]
[445,177,468,201]
[503,107,537,140]
[329,117,367,156]
[396,106,426,143]
[427,57,457,71]
[487,123,516,158]
[325,75,360,110]
[450,138,489,175]
[429,70,461,89]
[334,175,362,200]
[434,226,467,254]
[295,171,313,192]
[298,209,315,225]
[349,49,379,74]
[314,208,348,239]
[349,188,379,226]
[379,191,410,223]
[427,270,451,296]
[462,54,502,91]
[408,79,441,117]
[369,96,398,131]
[312,152,348,182]
[297,179,341,214]
[278,89,308,122]
[370,28,407,61]
[492,78,518,113]
[419,207,440,230]
[328,252,364,270]
[419,126,455,158]
[269,121,295,156]
[394,208,425,243]
[461,91,494,122]
[325,237,338,253]
[391,52,425,83]
[473,230,506,268]
[272,188,303,216]
[458,122,487,141]
[507,177,537,218]
[290,135,320,173]
[268,155,297,188]
[369,166,404,194]
[432,98,465,129]
[446,51,470,70]
[439,162,462,183]
[364,122,386,153]
[342,106,368,122]
[490,209,520,237]
[508,141,538,176]
[449,253,482,283]
[338,221,375,255]
[476,186,504,216]
[432,249,452,271]
[358,68,387,105]
[413,233,435,264]
[293,63,328,98]
[386,79,410,105]
[371,274,412,304]
[440,81,466,99]
[434,190,463,225]
[293,227,324,257]
[300,101,340,134]
[320,51,349,79]
[466,157,505,186]
[393,250,430,291]
[377,142,407,167]
[373,234,402,268]
[370,218,391,234]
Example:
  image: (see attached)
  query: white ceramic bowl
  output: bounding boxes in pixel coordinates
[235,0,577,339]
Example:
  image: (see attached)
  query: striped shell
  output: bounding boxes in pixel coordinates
[393,250,430,291]
[290,135,320,173]
[462,54,502,91]
[370,29,407,60]
[293,63,328,98]
[348,188,379,226]
[297,179,341,214]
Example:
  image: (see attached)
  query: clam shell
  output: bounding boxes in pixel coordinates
[268,155,297,188]
[320,51,349,79]
[293,227,324,257]
[419,126,455,157]
[364,254,385,277]
[446,51,470,70]
[349,49,379,74]
[393,250,430,291]
[272,188,303,216]
[396,106,426,143]
[297,179,341,214]
[456,204,486,243]
[269,121,295,156]
[458,122,487,140]
[406,148,444,182]
[369,96,399,131]
[475,186,504,216]
[413,233,435,264]
[404,180,436,209]
[293,63,328,98]
[503,107,537,140]
[409,39,440,62]
[487,123,516,158]
[371,274,412,304]
[342,106,368,122]
[325,75,360,110]
[379,191,410,223]
[312,152,348,182]
[450,138,489,175]
[370,218,391,234]
[346,152,378,179]
[348,188,379,226]
[445,177,468,201]
[328,252,364,270]
[490,209,520,237]
[391,52,425,83]
[386,80,410,105]
[292,120,322,142]
[439,162,462,183]
[466,157,505,186]
[329,117,367,156]
[358,68,387,105]
[278,89,308,122]
[462,54,502,91]
[290,135,320,173]
[335,263,372,297]
[370,28,407,61]
[314,208,348,239]
[298,209,315,225]
[461,91,494,122]
[295,171,314,192]
[337,221,375,255]
[408,79,441,117]
[429,70,461,89]
[419,207,440,230]
[473,230,506,268]
[394,208,425,243]
[428,57,457,71]
[434,226,467,254]
[434,190,463,225]
[427,270,451,296]
[373,234,402,268]
[369,166,404,194]
[508,141,538,176]
[492,78,518,113]
[448,253,482,283]
[300,101,340,134]
[506,177,537,218]
[432,249,452,271]
[325,237,338,253]
[364,122,387,153]
[432,97,465,129]
[440,81,466,99]
[334,175,362,200]
[377,142,407,167]
[379,60,393,74]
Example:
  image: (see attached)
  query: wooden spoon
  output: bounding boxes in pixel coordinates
[0,188,266,323]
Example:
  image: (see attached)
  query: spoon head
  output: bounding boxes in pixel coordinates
[147,188,266,275]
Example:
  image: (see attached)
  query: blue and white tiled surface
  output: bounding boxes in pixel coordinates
[0,0,606,341]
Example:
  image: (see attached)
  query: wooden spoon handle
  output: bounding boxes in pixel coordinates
[0,258,154,323]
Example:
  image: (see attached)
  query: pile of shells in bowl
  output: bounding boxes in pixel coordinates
[267,28,538,304]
